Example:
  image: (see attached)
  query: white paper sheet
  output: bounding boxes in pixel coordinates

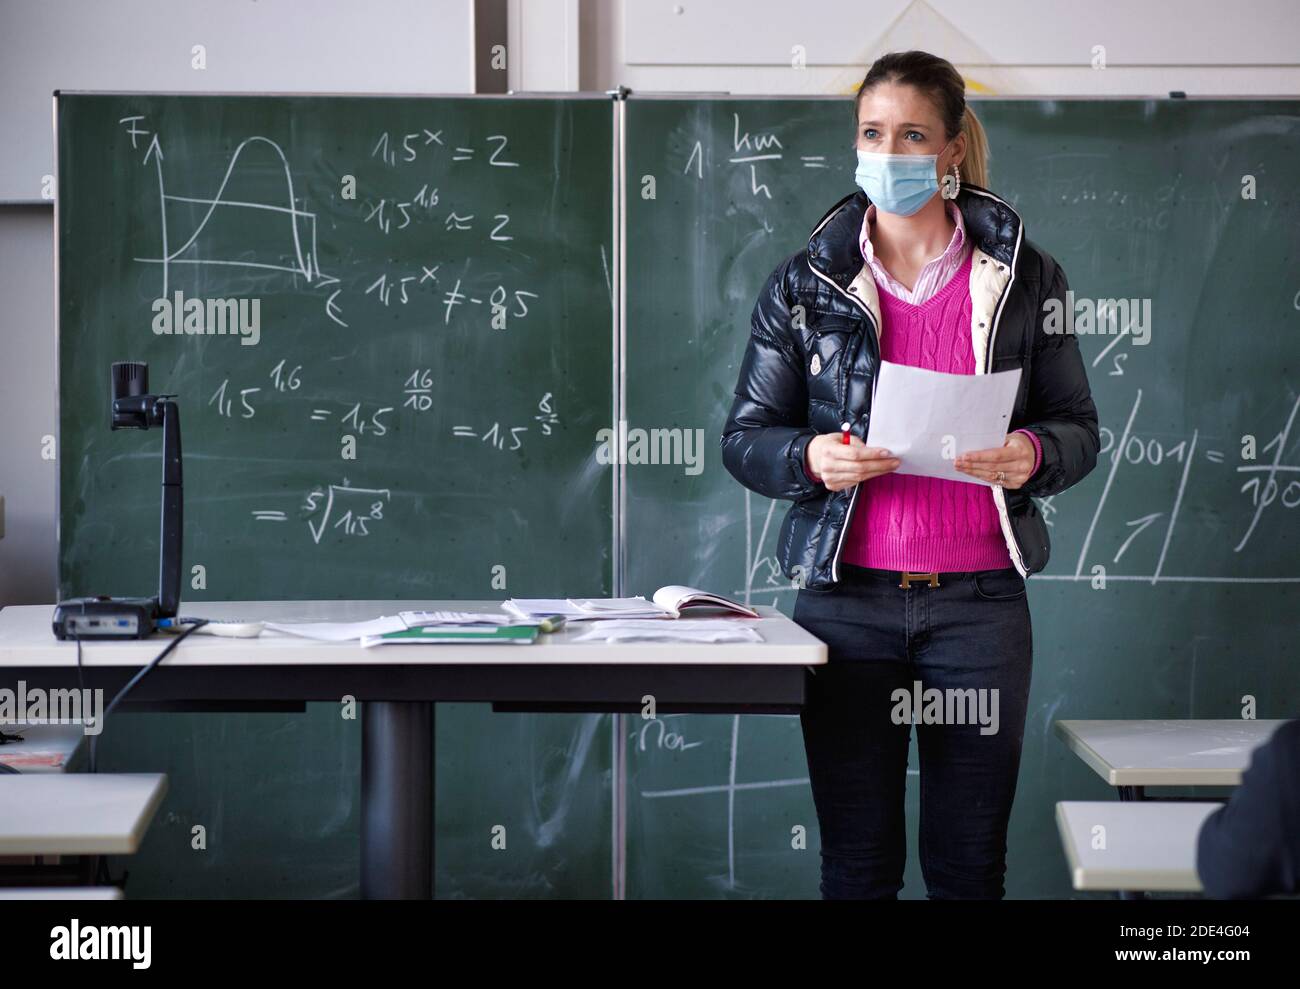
[262,616,408,641]
[864,361,1021,486]
[502,597,670,621]
[572,619,763,643]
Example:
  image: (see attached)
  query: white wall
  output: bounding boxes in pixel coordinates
[583,0,1300,96]
[508,0,580,92]
[0,207,57,604]
[0,0,475,202]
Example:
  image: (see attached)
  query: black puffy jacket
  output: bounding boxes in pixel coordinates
[721,185,1099,590]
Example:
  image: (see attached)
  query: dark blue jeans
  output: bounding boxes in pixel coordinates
[794,564,1033,900]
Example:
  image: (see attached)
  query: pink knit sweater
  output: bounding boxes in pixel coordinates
[841,249,1014,571]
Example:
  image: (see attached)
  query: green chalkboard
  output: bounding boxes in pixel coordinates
[56,93,1300,900]
[623,97,1300,898]
[57,93,615,897]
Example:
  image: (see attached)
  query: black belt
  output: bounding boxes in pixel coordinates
[841,564,989,588]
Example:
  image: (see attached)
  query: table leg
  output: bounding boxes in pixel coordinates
[361,701,434,899]
[1116,784,1146,900]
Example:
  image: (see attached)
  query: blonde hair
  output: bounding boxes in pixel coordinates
[959,105,989,188]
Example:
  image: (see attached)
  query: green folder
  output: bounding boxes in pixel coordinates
[366,624,539,646]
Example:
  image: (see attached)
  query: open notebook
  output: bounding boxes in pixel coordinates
[503,585,759,621]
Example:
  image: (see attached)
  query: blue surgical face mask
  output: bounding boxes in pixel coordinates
[854,141,952,216]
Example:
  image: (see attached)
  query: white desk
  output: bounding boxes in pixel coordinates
[0,887,123,899]
[0,773,167,856]
[0,724,88,773]
[2,600,822,667]
[0,600,824,898]
[1055,719,1284,789]
[1055,800,1220,892]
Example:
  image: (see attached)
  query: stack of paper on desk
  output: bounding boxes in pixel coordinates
[572,620,763,643]
[264,610,531,642]
[503,586,758,621]
[262,591,756,642]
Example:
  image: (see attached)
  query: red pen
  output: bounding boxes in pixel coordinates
[841,421,851,445]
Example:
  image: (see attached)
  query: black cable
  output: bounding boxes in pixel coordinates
[88,619,208,774]
[60,627,106,879]
[73,626,86,714]
[0,706,25,774]
[65,628,108,882]
[82,619,207,887]
[72,627,88,756]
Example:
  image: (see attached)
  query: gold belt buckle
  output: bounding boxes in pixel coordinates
[900,571,940,589]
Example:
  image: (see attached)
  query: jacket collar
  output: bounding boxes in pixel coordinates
[807,185,1022,284]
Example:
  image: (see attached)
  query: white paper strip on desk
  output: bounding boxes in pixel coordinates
[572,620,763,643]
[502,599,587,619]
[263,616,408,641]
[503,598,669,621]
[567,597,670,618]
[864,360,1021,486]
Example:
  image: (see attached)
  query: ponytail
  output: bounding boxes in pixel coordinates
[959,105,990,189]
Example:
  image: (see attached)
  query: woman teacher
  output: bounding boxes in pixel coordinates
[721,50,1100,899]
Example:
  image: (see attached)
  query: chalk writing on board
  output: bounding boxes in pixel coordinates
[634,712,809,890]
[268,360,302,392]
[1234,394,1300,551]
[122,124,330,288]
[404,370,434,411]
[362,207,515,241]
[630,716,704,753]
[361,185,440,234]
[302,482,392,544]
[369,131,519,169]
[683,114,829,205]
[732,491,792,606]
[119,112,546,340]
[451,394,559,450]
[306,403,394,439]
[1053,387,1300,582]
[209,378,259,419]
[452,423,525,451]
[250,482,392,544]
[364,271,437,306]
[721,391,1299,613]
[206,362,308,421]
[441,280,540,327]
[360,269,542,328]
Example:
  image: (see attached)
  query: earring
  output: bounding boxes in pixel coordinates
[941,163,961,200]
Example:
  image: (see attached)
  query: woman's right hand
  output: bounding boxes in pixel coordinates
[805,433,901,491]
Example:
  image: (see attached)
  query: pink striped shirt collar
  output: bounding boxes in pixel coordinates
[859,199,969,305]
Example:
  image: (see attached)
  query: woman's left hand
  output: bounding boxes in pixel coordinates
[954,433,1036,489]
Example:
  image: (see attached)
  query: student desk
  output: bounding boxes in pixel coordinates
[0,887,124,899]
[1054,719,1283,898]
[1055,801,1221,892]
[0,774,167,857]
[0,600,824,899]
[0,723,87,773]
[1054,719,1285,799]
